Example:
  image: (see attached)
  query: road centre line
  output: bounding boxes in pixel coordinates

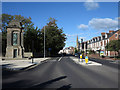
[58,57,62,61]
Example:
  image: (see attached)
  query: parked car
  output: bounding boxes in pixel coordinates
[74,53,78,56]
[62,53,66,56]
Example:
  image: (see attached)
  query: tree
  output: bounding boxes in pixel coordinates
[24,26,41,52]
[106,40,120,59]
[74,48,78,53]
[41,18,66,56]
[1,14,13,56]
[1,14,33,32]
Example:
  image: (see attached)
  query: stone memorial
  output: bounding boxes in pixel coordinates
[5,20,24,59]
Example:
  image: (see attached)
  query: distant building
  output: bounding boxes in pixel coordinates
[58,46,75,55]
[58,50,64,54]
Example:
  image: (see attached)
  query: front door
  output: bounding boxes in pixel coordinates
[13,49,17,58]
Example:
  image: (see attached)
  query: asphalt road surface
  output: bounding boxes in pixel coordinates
[2,56,119,89]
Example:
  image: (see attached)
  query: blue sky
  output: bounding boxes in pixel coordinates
[2,2,118,48]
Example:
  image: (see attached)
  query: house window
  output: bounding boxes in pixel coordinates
[105,34,108,38]
[115,34,117,38]
[99,37,101,41]
[102,36,105,40]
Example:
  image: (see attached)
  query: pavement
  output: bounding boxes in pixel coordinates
[90,57,120,61]
[1,57,50,70]
[2,56,119,89]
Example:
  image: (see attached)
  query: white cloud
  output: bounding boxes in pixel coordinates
[84,0,99,10]
[78,24,88,30]
[78,17,119,31]
[89,18,118,30]
[115,17,120,20]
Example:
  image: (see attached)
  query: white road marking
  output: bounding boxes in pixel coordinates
[58,57,62,62]
[70,57,102,66]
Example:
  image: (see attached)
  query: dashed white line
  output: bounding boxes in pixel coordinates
[58,57,62,62]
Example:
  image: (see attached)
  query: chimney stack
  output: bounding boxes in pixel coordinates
[101,32,105,35]
[109,30,114,33]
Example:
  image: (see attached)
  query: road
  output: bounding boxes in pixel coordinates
[2,56,119,89]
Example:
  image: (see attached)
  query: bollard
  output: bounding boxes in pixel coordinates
[85,56,88,64]
[80,54,82,62]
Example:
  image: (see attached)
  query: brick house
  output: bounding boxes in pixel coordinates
[78,30,120,56]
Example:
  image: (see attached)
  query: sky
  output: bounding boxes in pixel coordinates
[2,1,119,48]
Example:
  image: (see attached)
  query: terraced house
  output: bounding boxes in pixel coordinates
[78,30,120,56]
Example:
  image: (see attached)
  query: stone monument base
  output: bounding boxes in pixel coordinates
[5,46,24,59]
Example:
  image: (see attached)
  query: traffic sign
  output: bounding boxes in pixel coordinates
[85,56,88,63]
[100,51,104,56]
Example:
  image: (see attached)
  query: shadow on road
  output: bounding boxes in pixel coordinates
[2,68,22,78]
[3,80,30,88]
[29,76,67,88]
[3,76,68,89]
[57,84,72,90]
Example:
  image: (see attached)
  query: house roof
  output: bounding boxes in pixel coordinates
[108,29,120,38]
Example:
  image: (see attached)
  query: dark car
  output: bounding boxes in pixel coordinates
[62,53,66,56]
[74,53,78,56]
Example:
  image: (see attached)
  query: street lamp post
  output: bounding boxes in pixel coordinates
[44,24,54,58]
[44,26,45,58]
[32,40,34,63]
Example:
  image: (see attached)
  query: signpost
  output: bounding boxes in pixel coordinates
[48,48,51,56]
[85,56,88,64]
[31,53,34,63]
[44,26,45,58]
